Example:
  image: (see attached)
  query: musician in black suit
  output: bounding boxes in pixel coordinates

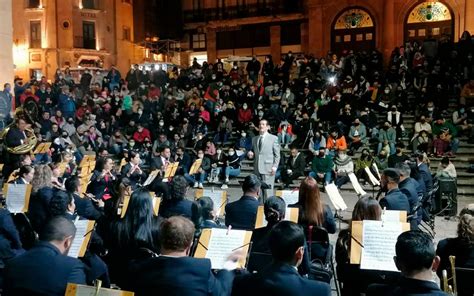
[8,165,34,185]
[65,176,104,221]
[149,146,172,199]
[3,217,87,296]
[281,146,307,188]
[379,168,411,213]
[87,157,116,201]
[2,117,29,179]
[121,151,146,189]
[225,174,261,230]
[232,221,331,296]
[130,216,238,296]
[159,175,195,219]
[367,231,446,296]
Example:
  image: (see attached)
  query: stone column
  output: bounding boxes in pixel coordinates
[300,22,309,54]
[270,25,281,62]
[206,30,217,63]
[383,0,395,65]
[307,1,324,57]
[465,0,474,34]
[0,0,14,86]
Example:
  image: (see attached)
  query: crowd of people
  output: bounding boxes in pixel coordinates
[1,31,474,295]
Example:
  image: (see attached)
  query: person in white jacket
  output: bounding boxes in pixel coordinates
[334,149,354,189]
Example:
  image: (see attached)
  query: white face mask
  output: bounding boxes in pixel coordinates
[228,151,235,156]
[217,149,222,154]
[385,89,390,94]
[258,112,264,117]
[241,133,246,137]
[138,110,143,115]
[243,105,248,110]
[159,122,164,126]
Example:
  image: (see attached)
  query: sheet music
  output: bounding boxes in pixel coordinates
[189,159,202,175]
[143,170,159,186]
[360,220,402,272]
[66,283,133,296]
[152,197,161,216]
[382,210,405,222]
[348,173,367,196]
[202,190,225,214]
[278,190,299,205]
[5,184,28,213]
[324,183,348,211]
[68,220,91,258]
[372,163,381,180]
[364,167,380,186]
[205,228,246,269]
[285,207,298,223]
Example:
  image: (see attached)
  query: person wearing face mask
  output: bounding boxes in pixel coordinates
[262,55,274,86]
[237,103,253,129]
[377,121,396,155]
[348,118,367,155]
[214,115,233,144]
[452,104,472,136]
[412,130,432,155]
[235,131,252,155]
[387,105,404,140]
[388,144,410,168]
[310,147,334,185]
[209,147,226,184]
[374,150,389,171]
[221,148,241,189]
[334,149,354,189]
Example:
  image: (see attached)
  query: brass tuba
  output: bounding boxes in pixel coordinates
[442,255,457,295]
[0,107,38,154]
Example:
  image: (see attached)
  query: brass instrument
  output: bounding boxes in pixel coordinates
[442,255,457,295]
[0,107,38,154]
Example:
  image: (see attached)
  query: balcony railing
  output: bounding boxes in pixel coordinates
[74,36,97,50]
[183,1,303,23]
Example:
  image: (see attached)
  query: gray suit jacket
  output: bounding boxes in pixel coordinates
[252,133,280,175]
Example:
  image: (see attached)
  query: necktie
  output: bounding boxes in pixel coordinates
[258,136,263,151]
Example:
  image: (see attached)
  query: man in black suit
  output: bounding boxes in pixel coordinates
[281,146,307,188]
[130,216,239,296]
[416,152,433,193]
[396,163,422,229]
[232,221,331,296]
[3,217,87,296]
[149,146,173,199]
[225,174,261,230]
[367,231,446,296]
[379,168,411,213]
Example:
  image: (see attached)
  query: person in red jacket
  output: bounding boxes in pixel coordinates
[237,103,253,129]
[133,123,151,145]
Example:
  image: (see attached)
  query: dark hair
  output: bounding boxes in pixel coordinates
[441,156,450,166]
[64,175,79,193]
[264,196,286,225]
[49,190,74,217]
[195,196,214,221]
[242,174,261,193]
[127,150,139,162]
[269,221,305,263]
[170,175,188,201]
[115,188,156,249]
[298,177,324,226]
[39,216,76,242]
[160,216,195,251]
[395,230,435,273]
[352,195,382,221]
[95,157,113,172]
[16,165,34,178]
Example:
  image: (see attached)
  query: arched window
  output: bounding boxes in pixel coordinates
[331,8,375,54]
[405,1,453,42]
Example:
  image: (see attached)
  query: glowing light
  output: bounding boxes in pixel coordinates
[13,43,29,68]
[328,76,336,85]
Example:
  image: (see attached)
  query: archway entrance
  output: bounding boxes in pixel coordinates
[405,1,453,42]
[331,7,376,54]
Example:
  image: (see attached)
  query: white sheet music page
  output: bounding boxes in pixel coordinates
[205,228,246,269]
[325,183,348,211]
[68,220,90,258]
[360,220,402,272]
[280,190,299,205]
[382,210,403,222]
[203,190,224,213]
[348,173,367,196]
[6,184,27,213]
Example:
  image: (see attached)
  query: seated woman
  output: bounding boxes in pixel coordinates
[9,165,35,185]
[209,147,226,184]
[120,151,146,189]
[159,175,196,219]
[436,156,457,179]
[88,157,116,201]
[334,149,354,189]
[188,150,211,189]
[100,188,161,289]
[290,176,336,235]
[221,147,241,189]
[336,196,399,296]
[49,162,64,190]
[26,165,55,234]
[193,196,224,231]
[436,209,474,296]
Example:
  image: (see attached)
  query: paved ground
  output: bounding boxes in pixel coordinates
[186,185,472,295]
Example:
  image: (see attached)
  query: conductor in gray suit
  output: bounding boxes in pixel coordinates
[252,120,280,198]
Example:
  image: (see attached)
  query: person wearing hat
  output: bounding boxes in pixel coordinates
[379,168,410,213]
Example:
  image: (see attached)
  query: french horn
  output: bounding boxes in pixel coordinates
[0,107,38,154]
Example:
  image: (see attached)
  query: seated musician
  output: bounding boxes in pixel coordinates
[88,157,116,201]
[367,231,446,296]
[436,208,474,295]
[149,146,172,199]
[193,196,224,230]
[129,216,240,296]
[27,164,55,234]
[9,165,34,185]
[232,221,331,296]
[65,176,104,221]
[2,117,31,178]
[159,175,196,219]
[120,150,146,189]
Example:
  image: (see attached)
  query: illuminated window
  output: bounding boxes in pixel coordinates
[344,35,351,42]
[418,29,426,37]
[335,36,342,43]
[334,8,374,30]
[30,21,41,49]
[123,27,131,41]
[27,0,40,8]
[432,27,440,35]
[356,34,363,41]
[192,34,206,50]
[407,2,451,24]
[365,33,373,40]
